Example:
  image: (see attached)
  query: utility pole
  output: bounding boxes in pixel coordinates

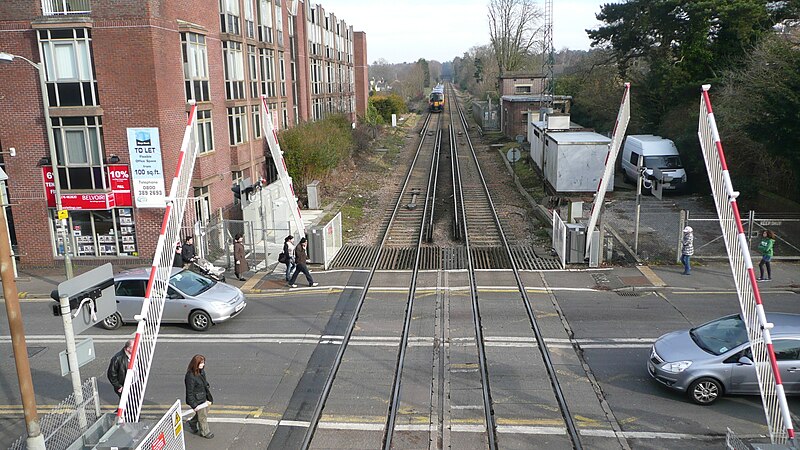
[0,192,45,449]
[634,154,644,255]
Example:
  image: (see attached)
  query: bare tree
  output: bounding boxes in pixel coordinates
[488,0,542,77]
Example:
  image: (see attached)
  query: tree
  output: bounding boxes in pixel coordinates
[280,115,354,188]
[417,58,431,88]
[370,94,407,123]
[488,0,542,76]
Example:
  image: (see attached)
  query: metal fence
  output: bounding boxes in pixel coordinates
[679,210,800,261]
[134,399,185,450]
[551,210,566,268]
[9,377,101,450]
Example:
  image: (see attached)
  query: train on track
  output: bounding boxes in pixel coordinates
[429,84,445,112]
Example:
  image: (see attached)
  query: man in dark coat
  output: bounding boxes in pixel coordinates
[288,237,318,288]
[107,339,133,397]
[233,233,248,281]
[181,236,197,267]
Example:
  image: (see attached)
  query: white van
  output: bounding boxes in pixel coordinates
[621,135,687,191]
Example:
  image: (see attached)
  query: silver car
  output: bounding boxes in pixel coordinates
[102,267,246,332]
[648,313,800,405]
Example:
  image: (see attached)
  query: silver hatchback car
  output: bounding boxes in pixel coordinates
[648,313,800,405]
[102,267,246,332]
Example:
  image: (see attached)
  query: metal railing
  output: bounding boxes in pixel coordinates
[42,0,91,15]
[9,377,101,450]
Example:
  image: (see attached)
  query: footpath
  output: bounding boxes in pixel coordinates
[0,261,798,449]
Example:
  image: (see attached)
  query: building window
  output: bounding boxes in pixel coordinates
[258,0,273,43]
[232,170,243,205]
[279,51,286,96]
[259,48,276,98]
[281,102,288,129]
[252,105,261,139]
[228,106,248,145]
[275,2,284,46]
[193,186,211,224]
[220,0,241,35]
[515,84,533,94]
[223,41,245,100]
[247,44,259,98]
[181,32,210,102]
[38,28,98,107]
[52,116,105,190]
[244,0,256,39]
[196,109,214,153]
[52,208,138,257]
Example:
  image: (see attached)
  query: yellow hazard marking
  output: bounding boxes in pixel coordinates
[173,410,182,437]
[57,209,68,220]
[637,265,666,287]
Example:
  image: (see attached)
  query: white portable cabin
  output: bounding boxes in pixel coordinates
[542,131,613,193]
[528,115,583,170]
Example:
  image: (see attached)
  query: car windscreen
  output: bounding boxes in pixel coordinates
[690,314,748,356]
[170,270,216,297]
[644,155,683,169]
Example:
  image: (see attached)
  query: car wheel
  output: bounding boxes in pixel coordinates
[689,377,723,405]
[189,310,212,332]
[102,312,122,330]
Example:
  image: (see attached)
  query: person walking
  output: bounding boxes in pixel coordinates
[172,243,184,268]
[282,235,296,282]
[288,237,318,288]
[681,226,694,275]
[107,339,133,398]
[185,354,214,439]
[233,233,248,281]
[181,236,197,268]
[757,230,776,282]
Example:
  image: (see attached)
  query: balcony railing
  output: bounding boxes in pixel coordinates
[42,0,91,15]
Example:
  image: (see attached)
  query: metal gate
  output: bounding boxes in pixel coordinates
[551,210,566,268]
[679,210,800,261]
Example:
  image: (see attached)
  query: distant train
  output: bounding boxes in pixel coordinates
[429,84,445,113]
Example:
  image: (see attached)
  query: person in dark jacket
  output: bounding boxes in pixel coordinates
[233,233,248,281]
[107,339,133,397]
[185,354,214,439]
[288,237,318,288]
[172,243,184,268]
[181,236,197,267]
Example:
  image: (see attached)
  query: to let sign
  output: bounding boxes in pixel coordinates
[126,127,166,208]
[107,164,132,207]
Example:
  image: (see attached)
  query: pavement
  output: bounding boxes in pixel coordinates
[1,260,798,449]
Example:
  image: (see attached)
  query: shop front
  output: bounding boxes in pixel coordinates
[44,164,139,258]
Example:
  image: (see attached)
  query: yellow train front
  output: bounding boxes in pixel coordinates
[429,85,445,113]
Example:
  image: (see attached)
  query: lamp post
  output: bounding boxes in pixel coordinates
[0,51,74,279]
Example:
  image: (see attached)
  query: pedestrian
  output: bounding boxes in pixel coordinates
[172,242,183,268]
[681,226,694,275]
[181,236,197,267]
[107,339,133,398]
[757,230,776,282]
[288,236,318,288]
[282,235,296,282]
[233,233,248,281]
[185,354,214,439]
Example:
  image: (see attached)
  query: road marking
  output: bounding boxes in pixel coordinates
[637,266,666,287]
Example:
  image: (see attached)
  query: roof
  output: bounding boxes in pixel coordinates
[501,94,573,103]
[546,131,611,145]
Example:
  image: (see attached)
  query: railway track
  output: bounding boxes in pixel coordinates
[270,84,588,450]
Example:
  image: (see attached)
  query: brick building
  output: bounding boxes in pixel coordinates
[0,0,367,267]
[498,73,571,140]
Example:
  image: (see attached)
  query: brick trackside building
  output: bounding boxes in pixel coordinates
[0,0,368,268]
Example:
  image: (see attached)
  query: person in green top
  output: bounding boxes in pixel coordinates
[757,230,776,281]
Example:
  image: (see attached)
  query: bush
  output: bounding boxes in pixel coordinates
[370,94,407,123]
[279,114,354,188]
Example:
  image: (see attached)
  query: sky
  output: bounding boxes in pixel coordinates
[319,0,605,64]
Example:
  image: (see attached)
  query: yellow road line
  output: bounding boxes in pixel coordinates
[637,266,666,287]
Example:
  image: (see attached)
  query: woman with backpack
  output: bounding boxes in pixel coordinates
[757,230,776,282]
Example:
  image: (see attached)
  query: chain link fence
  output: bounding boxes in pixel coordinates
[9,377,101,450]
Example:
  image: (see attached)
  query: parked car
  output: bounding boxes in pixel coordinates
[648,312,800,405]
[102,267,246,332]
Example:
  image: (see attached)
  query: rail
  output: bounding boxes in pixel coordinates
[300,111,441,449]
[452,84,583,449]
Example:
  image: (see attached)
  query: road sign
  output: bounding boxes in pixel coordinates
[57,209,68,220]
[54,263,116,335]
[506,147,521,163]
[59,337,95,376]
